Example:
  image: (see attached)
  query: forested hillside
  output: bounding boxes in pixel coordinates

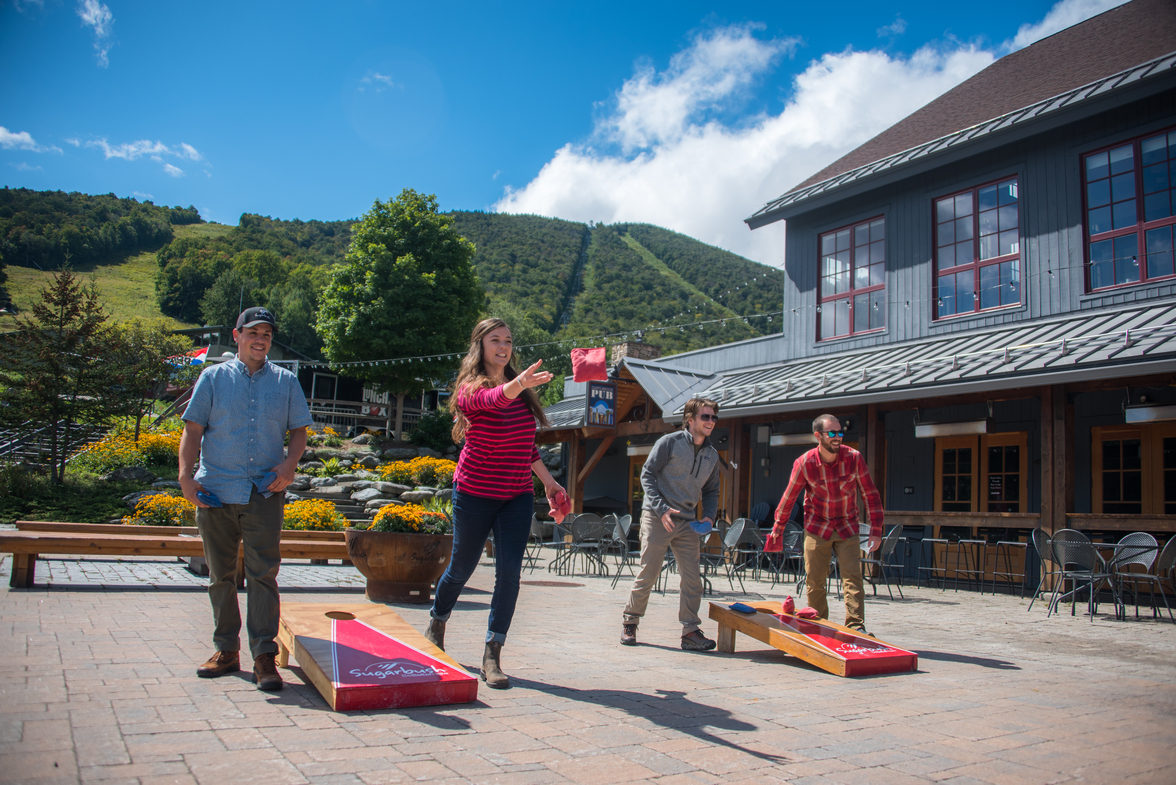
[0,189,784,370]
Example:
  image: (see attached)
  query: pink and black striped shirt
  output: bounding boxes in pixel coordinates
[452,384,541,500]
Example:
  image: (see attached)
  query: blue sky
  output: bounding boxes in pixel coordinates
[1,0,1126,265]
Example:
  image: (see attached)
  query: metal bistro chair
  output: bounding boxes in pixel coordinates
[1026,528,1056,612]
[860,525,905,600]
[607,515,637,589]
[567,515,611,577]
[1109,532,1173,622]
[541,515,574,575]
[768,523,805,591]
[1046,529,1120,621]
[722,518,762,594]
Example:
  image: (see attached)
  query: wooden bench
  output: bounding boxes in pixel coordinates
[3,521,349,588]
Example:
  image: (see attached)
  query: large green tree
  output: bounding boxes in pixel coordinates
[107,318,197,441]
[0,268,126,482]
[316,190,483,438]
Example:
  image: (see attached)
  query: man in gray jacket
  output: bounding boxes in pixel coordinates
[621,396,721,651]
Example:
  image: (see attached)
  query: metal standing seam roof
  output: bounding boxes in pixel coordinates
[747,52,1176,226]
[661,302,1176,418]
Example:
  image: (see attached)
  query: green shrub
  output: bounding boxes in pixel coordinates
[407,409,456,453]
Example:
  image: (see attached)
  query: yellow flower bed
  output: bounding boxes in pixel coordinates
[125,493,195,527]
[371,503,451,535]
[70,424,183,475]
[283,499,348,531]
[376,456,456,487]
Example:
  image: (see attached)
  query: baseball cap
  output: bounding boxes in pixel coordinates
[235,307,277,331]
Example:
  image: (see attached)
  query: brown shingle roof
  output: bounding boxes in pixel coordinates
[789,0,1176,194]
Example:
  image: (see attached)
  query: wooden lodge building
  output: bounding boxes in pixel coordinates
[539,0,1176,569]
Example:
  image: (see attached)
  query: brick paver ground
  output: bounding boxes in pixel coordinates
[2,550,1173,784]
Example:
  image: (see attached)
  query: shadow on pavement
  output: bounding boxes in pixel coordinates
[915,649,1020,669]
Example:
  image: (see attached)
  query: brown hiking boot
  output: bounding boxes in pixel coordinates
[620,623,637,646]
[423,618,446,651]
[252,653,283,691]
[196,650,239,678]
[681,630,717,652]
[481,641,509,689]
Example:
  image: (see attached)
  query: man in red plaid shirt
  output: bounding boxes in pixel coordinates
[770,414,883,632]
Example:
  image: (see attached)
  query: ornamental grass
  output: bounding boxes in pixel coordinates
[376,456,456,487]
[283,499,348,531]
[370,502,452,535]
[124,493,195,527]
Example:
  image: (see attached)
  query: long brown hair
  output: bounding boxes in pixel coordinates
[450,318,550,442]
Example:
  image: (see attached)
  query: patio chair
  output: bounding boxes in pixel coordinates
[768,523,805,591]
[608,514,638,589]
[540,516,573,575]
[722,518,762,593]
[1110,532,1173,622]
[749,501,771,529]
[567,515,610,577]
[1046,529,1120,621]
[1026,528,1055,612]
[860,525,904,599]
[917,538,948,590]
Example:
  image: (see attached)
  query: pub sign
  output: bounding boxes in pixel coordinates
[586,381,617,428]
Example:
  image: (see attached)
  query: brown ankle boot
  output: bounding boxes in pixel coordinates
[423,618,446,651]
[252,653,283,691]
[481,641,509,689]
[196,650,239,678]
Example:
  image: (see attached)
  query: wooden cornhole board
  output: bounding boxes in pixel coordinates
[708,601,917,677]
[277,603,478,710]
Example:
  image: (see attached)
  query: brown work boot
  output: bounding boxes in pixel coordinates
[196,650,239,678]
[481,641,509,689]
[423,618,446,651]
[681,630,717,652]
[620,623,637,646]
[252,653,283,691]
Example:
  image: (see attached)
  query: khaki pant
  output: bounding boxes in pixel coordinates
[623,510,704,634]
[196,489,284,658]
[804,532,865,630]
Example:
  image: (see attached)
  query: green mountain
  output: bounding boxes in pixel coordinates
[0,189,783,367]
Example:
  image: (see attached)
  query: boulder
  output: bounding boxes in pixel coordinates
[443,445,458,456]
[287,475,312,491]
[358,455,380,469]
[333,474,359,483]
[400,490,434,503]
[365,499,401,511]
[302,461,325,470]
[285,492,302,502]
[351,433,371,445]
[375,482,411,495]
[122,489,168,508]
[354,470,378,479]
[416,447,442,459]
[351,488,388,503]
[338,459,353,467]
[310,476,336,488]
[151,480,182,490]
[103,466,157,483]
[382,447,417,460]
[435,488,454,502]
[350,480,374,491]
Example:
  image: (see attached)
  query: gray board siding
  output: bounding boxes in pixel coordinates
[776,86,1176,361]
[644,333,787,374]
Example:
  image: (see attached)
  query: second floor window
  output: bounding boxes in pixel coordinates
[818,217,885,340]
[1084,128,1176,291]
[934,178,1021,319]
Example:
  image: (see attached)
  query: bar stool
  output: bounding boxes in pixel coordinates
[955,539,988,592]
[989,537,1028,596]
[919,538,948,589]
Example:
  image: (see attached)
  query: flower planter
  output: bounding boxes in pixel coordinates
[344,529,453,604]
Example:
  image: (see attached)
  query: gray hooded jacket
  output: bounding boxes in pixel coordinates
[640,429,721,524]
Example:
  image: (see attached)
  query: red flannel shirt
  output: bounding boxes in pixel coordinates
[773,446,883,541]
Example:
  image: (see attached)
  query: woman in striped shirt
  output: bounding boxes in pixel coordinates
[424,318,565,689]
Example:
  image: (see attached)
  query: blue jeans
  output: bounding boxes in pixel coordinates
[430,489,533,643]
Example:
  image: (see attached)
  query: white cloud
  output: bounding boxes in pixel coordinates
[495,2,1117,265]
[177,143,202,161]
[8,162,43,172]
[13,1,46,12]
[359,71,398,92]
[84,137,204,169]
[877,16,907,38]
[163,164,184,177]
[132,191,154,201]
[0,126,62,153]
[65,137,80,146]
[1006,0,1126,51]
[77,0,114,67]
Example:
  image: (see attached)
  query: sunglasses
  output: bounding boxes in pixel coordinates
[697,413,719,423]
[822,431,845,438]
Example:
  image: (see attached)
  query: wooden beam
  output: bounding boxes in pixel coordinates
[1053,385,1069,534]
[1041,385,1055,535]
[570,437,587,514]
[577,435,616,487]
[726,421,742,522]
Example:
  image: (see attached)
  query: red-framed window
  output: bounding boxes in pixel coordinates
[818,217,885,340]
[1083,128,1176,291]
[934,178,1021,319]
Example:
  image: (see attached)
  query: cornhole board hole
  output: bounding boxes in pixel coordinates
[708,601,917,677]
[277,602,478,710]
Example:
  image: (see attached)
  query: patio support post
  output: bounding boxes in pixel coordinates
[1041,386,1056,536]
[569,435,586,514]
[726,419,743,522]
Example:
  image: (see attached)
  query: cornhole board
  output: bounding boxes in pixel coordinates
[277,603,478,710]
[708,601,917,677]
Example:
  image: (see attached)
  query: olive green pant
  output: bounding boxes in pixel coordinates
[804,532,866,630]
[196,489,284,658]
[623,510,704,635]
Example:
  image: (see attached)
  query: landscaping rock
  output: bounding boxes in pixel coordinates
[382,447,417,460]
[104,466,158,483]
[415,486,439,493]
[339,459,353,467]
[355,470,378,479]
[375,482,411,495]
[358,455,380,469]
[310,476,336,488]
[435,488,454,502]
[287,475,311,491]
[365,499,401,511]
[443,445,458,456]
[400,489,434,503]
[350,480,374,490]
[351,488,388,503]
[285,492,302,502]
[416,447,442,458]
[302,461,324,470]
[121,489,168,508]
[333,474,359,483]
[351,433,371,445]
[151,480,182,490]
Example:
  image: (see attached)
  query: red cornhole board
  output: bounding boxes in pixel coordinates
[277,603,478,710]
[708,601,917,677]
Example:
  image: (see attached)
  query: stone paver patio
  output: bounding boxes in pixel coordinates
[2,551,1174,784]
